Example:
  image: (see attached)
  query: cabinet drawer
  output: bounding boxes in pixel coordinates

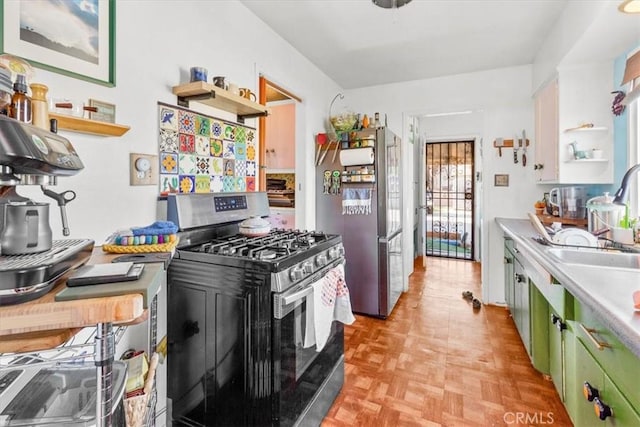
[515,247,572,319]
[575,300,640,407]
[573,338,640,426]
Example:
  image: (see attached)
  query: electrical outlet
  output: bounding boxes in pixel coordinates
[130,153,158,186]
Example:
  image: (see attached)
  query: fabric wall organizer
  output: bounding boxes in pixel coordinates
[157,101,257,195]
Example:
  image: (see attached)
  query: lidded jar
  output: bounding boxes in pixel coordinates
[30,83,49,130]
[586,192,625,239]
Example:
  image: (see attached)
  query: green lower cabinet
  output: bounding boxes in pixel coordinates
[571,330,640,426]
[530,284,549,374]
[548,307,567,402]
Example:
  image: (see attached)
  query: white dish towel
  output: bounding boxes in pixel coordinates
[304,263,356,352]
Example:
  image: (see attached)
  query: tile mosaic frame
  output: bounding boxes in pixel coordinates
[158,102,257,196]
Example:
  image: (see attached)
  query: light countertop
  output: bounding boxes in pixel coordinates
[496,218,640,359]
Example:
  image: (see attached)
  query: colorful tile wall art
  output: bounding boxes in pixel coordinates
[157,102,258,195]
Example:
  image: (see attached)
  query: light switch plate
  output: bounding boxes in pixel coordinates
[130,153,158,186]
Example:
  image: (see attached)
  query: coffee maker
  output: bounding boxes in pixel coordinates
[0,115,94,305]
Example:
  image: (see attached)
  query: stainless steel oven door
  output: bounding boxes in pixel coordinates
[272,258,345,426]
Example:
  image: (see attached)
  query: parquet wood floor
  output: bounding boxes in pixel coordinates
[322,257,572,427]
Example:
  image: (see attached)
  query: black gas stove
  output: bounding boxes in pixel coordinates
[167,192,346,427]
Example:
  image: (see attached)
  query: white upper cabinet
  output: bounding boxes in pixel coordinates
[534,62,614,184]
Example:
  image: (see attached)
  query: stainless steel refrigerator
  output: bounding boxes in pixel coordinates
[316,127,403,318]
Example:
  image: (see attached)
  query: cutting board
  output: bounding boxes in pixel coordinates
[55,262,163,308]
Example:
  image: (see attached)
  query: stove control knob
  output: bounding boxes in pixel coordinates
[328,246,343,260]
[289,266,304,281]
[315,254,328,267]
[302,262,313,274]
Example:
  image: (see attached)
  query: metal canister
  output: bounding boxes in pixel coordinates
[586,192,625,239]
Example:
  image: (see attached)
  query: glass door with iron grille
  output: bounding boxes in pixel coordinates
[425,141,474,260]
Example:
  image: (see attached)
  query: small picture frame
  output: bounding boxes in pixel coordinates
[494,174,509,187]
[88,99,116,123]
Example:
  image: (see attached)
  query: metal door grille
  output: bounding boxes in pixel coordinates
[425,141,474,260]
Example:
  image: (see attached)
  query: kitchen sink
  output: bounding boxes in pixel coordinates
[546,248,640,270]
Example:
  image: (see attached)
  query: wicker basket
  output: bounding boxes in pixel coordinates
[124,393,149,427]
[102,237,179,254]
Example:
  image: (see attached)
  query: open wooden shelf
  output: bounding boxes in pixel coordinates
[172,81,269,121]
[49,113,131,137]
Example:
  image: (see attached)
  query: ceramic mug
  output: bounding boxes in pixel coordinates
[190,66,207,82]
[239,88,256,101]
[228,82,239,95]
[213,76,226,89]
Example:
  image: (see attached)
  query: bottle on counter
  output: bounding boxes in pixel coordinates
[374,112,381,128]
[30,83,49,130]
[9,74,32,123]
[361,114,369,129]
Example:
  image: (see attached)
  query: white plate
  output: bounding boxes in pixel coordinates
[552,228,598,247]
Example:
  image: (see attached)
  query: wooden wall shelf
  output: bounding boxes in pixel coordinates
[49,113,131,136]
[172,81,269,122]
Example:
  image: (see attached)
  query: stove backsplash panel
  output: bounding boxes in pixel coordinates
[157,102,257,196]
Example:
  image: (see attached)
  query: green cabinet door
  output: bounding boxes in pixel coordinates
[573,336,640,426]
[573,336,606,426]
[548,307,566,401]
[504,240,515,312]
[530,284,549,374]
[603,375,640,427]
[513,256,531,356]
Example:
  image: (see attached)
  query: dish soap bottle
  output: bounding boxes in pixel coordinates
[9,74,32,124]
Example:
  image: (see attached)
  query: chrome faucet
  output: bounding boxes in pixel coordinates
[613,163,640,204]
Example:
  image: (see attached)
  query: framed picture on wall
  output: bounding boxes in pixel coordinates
[0,0,116,86]
[494,174,509,187]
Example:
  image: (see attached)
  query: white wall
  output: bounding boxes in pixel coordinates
[344,65,539,304]
[16,0,341,242]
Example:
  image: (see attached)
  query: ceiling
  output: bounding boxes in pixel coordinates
[240,0,571,89]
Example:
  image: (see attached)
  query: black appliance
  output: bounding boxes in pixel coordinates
[167,192,346,426]
[0,115,93,305]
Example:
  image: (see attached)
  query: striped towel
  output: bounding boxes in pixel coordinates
[342,188,372,215]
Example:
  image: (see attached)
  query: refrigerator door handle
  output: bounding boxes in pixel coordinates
[380,228,402,244]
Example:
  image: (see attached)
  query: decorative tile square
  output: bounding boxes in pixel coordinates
[178,175,195,193]
[223,124,235,141]
[246,142,256,161]
[195,175,210,193]
[246,161,256,177]
[235,126,246,143]
[235,160,246,177]
[223,176,235,192]
[211,120,223,138]
[160,174,179,194]
[246,177,255,192]
[223,159,235,176]
[179,133,195,153]
[210,157,223,176]
[210,139,223,157]
[178,154,197,175]
[210,175,223,193]
[196,156,210,174]
[160,152,179,174]
[196,116,210,137]
[178,110,195,134]
[235,141,246,161]
[159,106,178,130]
[159,129,179,152]
[223,141,235,159]
[157,102,257,197]
[195,135,210,156]
[235,176,246,192]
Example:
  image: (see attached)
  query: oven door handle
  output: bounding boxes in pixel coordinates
[282,286,314,305]
[274,258,345,319]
